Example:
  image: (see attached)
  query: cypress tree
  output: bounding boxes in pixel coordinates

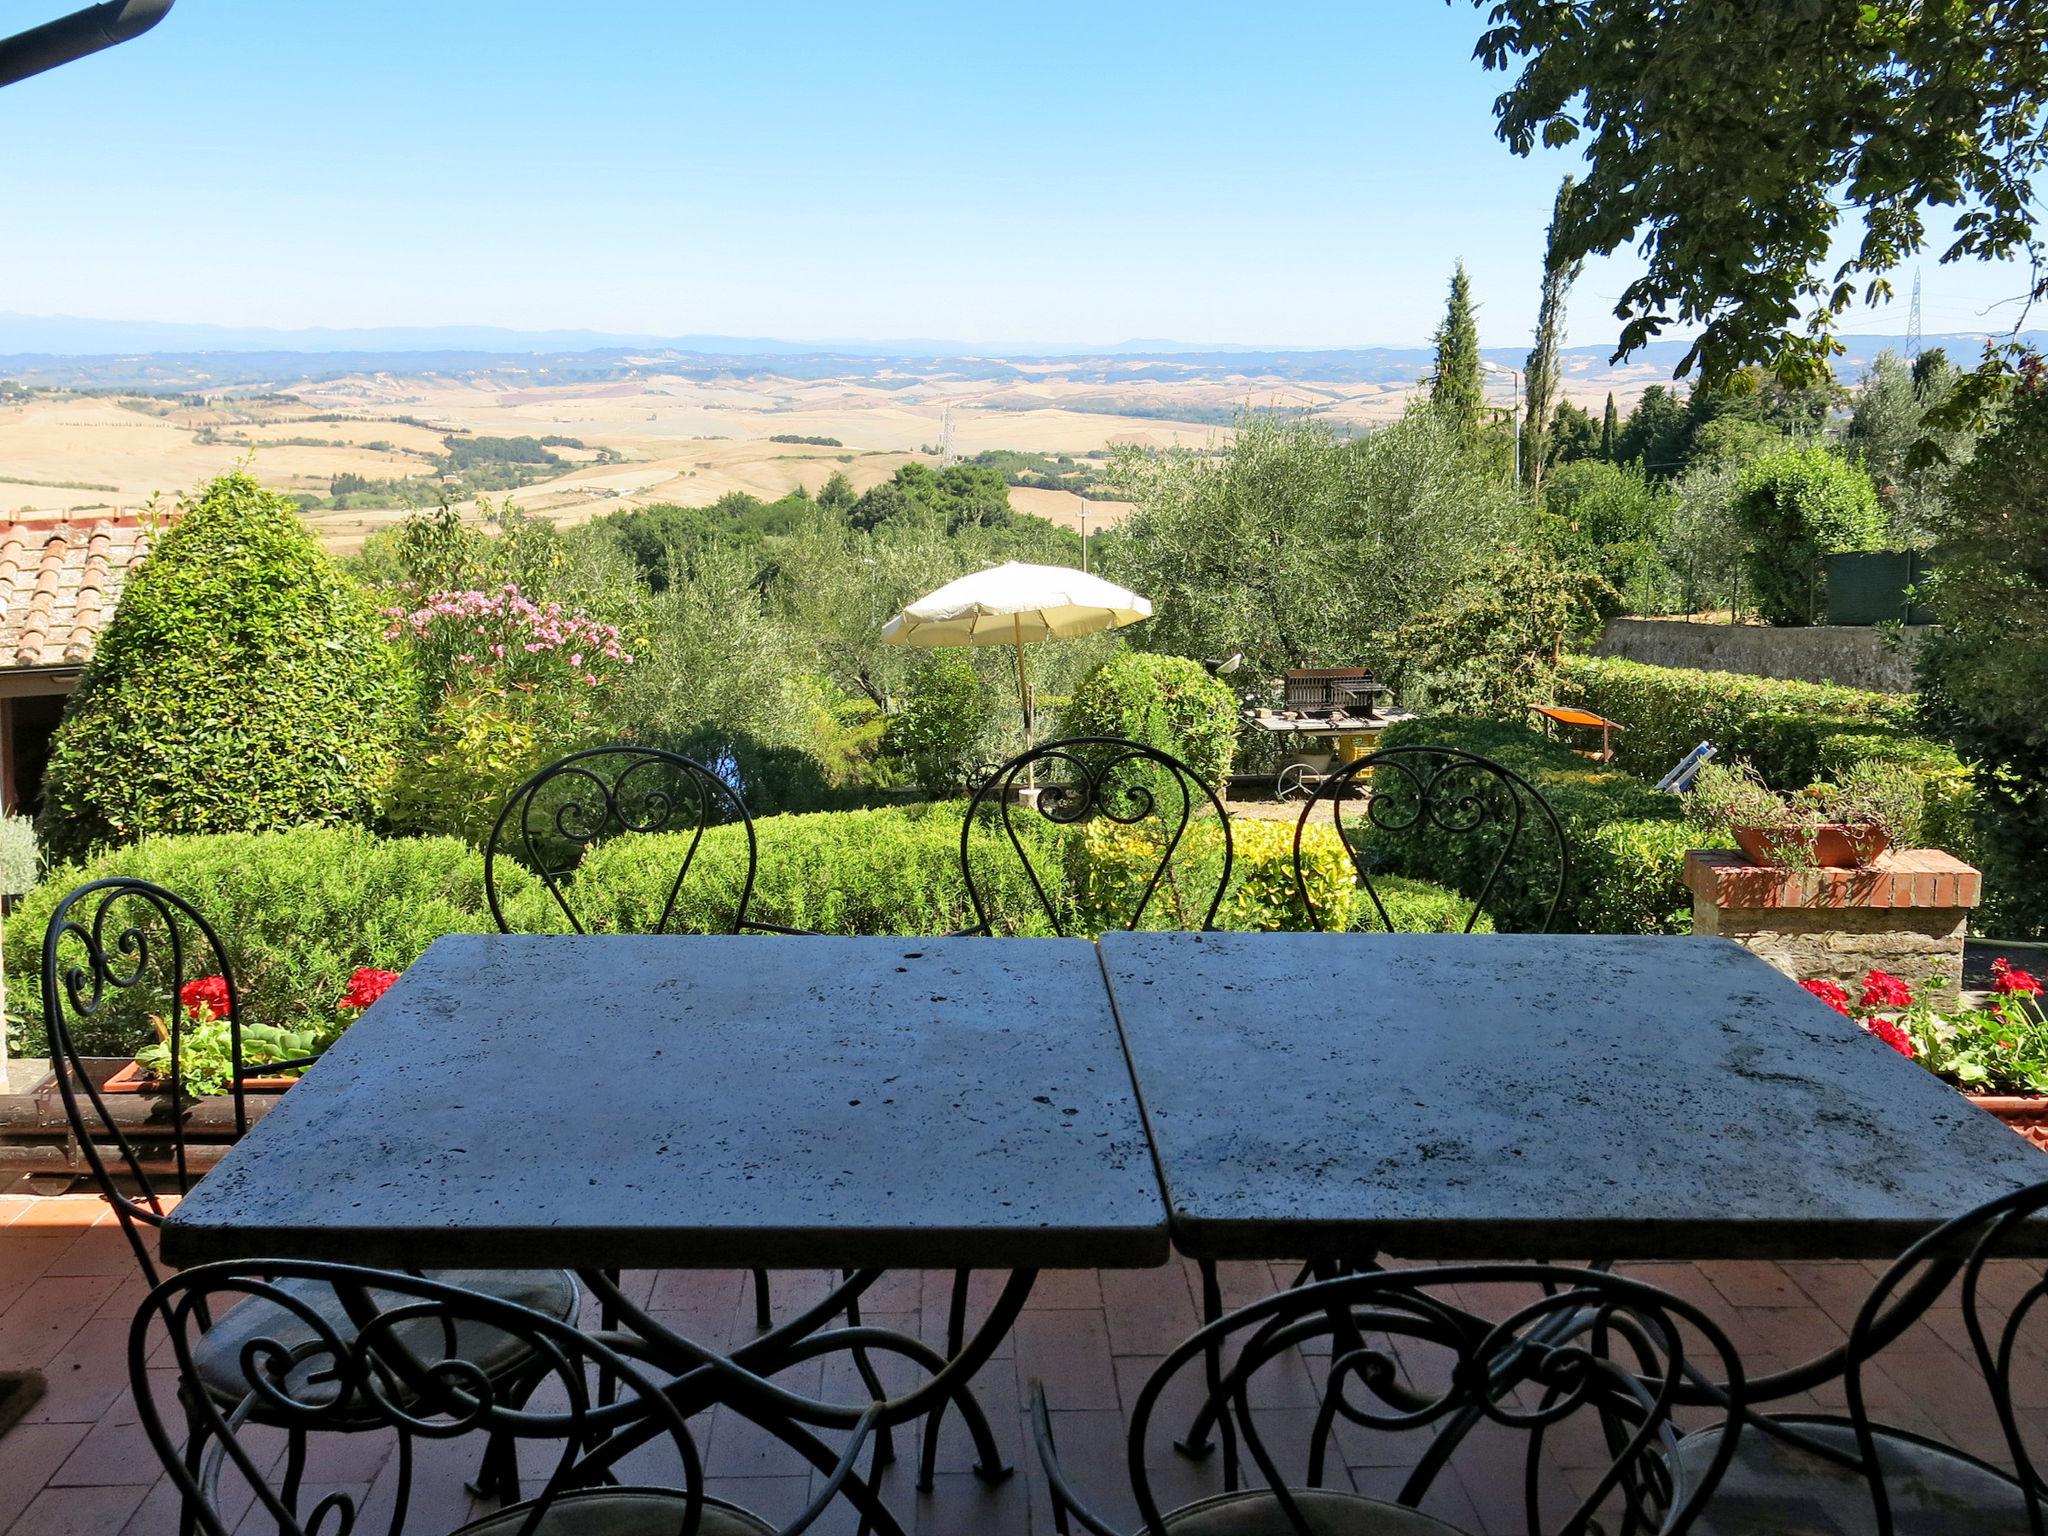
[1600,392,1619,458]
[1429,262,1485,434]
[1523,176,1583,491]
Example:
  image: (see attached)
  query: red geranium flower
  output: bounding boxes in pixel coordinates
[1992,958,2043,998]
[1800,978,1853,1017]
[179,975,231,1019]
[1859,969,1914,1011]
[1865,1018,1918,1059]
[339,968,401,1011]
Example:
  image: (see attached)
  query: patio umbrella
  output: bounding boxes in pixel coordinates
[880,560,1153,754]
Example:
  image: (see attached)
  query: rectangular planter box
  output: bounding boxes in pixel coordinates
[0,1057,286,1179]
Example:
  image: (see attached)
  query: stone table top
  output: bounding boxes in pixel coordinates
[1099,931,2048,1262]
[163,935,1169,1271]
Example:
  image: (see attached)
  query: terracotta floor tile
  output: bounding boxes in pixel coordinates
[1014,1310,1118,1413]
[0,1255,2041,1536]
[0,1425,91,1533]
[7,1484,148,1536]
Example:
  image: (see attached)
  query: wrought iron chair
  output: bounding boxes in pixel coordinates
[41,877,580,1504]
[1669,1179,2048,1535]
[1290,743,1567,934]
[486,745,802,1336]
[485,743,807,937]
[1034,1263,1748,1536]
[957,735,1234,936]
[133,1260,892,1536]
[943,734,1234,1483]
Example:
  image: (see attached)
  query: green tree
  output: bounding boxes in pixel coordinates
[1730,447,1885,625]
[1916,375,2048,936]
[1600,392,1618,458]
[1383,548,1614,716]
[1844,348,1973,544]
[1103,411,1521,678]
[816,470,858,515]
[1612,386,1691,475]
[1663,457,1751,615]
[1524,176,1584,491]
[38,472,411,861]
[1544,459,1678,612]
[1429,261,1485,434]
[1469,1,2048,383]
[1547,399,1600,466]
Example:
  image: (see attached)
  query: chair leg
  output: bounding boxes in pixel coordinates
[280,1425,307,1517]
[177,1407,208,1536]
[752,1267,773,1331]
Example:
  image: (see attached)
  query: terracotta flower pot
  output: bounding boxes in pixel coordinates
[1731,823,1890,869]
[1968,1093,2048,1152]
[103,1059,298,1095]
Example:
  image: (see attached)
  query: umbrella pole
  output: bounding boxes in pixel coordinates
[1013,614,1034,788]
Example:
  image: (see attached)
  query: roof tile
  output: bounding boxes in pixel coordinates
[0,514,158,670]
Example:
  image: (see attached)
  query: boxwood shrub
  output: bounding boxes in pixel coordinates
[1058,652,1240,791]
[4,800,1487,1059]
[1554,656,1925,786]
[1369,717,1721,935]
[1070,815,1483,935]
[1554,656,1981,871]
[5,824,524,1059]
[37,473,411,863]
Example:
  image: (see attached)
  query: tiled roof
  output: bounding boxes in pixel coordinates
[0,515,157,670]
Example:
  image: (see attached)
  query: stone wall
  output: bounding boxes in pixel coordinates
[1594,618,1931,692]
[1685,849,1980,1001]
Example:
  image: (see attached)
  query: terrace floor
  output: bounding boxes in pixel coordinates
[0,1186,2036,1535]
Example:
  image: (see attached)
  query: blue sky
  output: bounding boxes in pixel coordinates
[0,0,2031,349]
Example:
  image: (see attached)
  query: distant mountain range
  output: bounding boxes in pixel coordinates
[0,311,2036,392]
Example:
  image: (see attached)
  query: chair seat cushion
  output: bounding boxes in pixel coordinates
[454,1488,774,1536]
[1675,1417,2036,1536]
[1150,1488,1471,1536]
[193,1268,579,1411]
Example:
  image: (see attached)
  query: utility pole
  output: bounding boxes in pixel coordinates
[1077,500,1089,572]
[1906,268,1924,359]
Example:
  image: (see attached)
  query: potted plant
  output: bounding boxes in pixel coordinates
[1801,961,2048,1147]
[107,967,400,1098]
[1688,759,1918,869]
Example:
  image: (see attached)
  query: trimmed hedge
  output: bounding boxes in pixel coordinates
[1071,816,1485,935]
[1371,717,1721,934]
[5,825,529,1059]
[1554,656,1981,871]
[1555,656,1926,786]
[7,804,1483,1057]
[572,801,1074,938]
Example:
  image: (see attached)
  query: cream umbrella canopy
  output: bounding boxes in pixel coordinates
[880,560,1153,753]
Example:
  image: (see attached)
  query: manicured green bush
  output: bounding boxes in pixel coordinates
[1068,814,1483,935]
[571,801,1076,937]
[5,792,1497,1061]
[1058,651,1239,789]
[1556,657,1932,781]
[1730,447,1884,625]
[1370,717,1720,934]
[1554,656,1980,867]
[5,825,529,1059]
[38,473,411,862]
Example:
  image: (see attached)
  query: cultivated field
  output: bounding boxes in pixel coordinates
[0,361,1650,550]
